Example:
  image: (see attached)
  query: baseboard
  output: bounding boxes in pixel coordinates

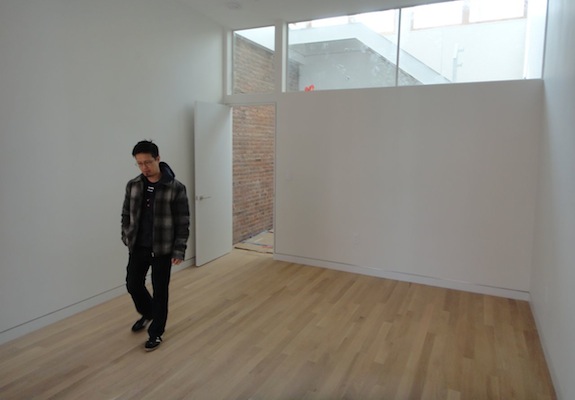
[274,253,530,301]
[0,259,194,346]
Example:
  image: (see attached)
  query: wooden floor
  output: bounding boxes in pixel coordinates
[0,250,556,399]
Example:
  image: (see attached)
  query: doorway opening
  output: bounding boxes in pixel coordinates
[232,104,275,253]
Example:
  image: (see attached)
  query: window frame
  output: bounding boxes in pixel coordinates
[224,0,543,102]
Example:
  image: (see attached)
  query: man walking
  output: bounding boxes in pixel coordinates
[121,140,190,351]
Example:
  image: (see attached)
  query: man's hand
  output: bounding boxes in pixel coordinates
[171,258,183,265]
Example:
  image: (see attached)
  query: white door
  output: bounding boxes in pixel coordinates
[194,101,233,266]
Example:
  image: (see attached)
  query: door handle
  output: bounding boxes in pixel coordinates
[196,195,212,201]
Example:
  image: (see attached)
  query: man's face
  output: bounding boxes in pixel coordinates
[135,153,161,181]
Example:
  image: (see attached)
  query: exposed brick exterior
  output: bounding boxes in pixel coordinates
[233,105,275,244]
[233,36,275,243]
[233,35,275,94]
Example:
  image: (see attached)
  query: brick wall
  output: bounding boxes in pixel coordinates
[231,36,301,244]
[233,36,275,243]
[233,105,275,243]
[233,35,274,94]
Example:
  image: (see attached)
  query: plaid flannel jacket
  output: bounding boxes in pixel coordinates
[121,162,190,260]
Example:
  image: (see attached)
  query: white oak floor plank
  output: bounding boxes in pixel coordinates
[0,250,556,400]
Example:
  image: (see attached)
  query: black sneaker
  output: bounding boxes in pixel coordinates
[145,336,162,351]
[131,317,151,332]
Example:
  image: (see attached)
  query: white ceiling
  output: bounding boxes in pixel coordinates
[176,0,449,30]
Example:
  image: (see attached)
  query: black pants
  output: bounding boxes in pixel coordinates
[126,247,172,338]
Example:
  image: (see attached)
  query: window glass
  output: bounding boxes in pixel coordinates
[399,1,533,85]
[469,0,526,23]
[233,26,275,94]
[412,1,464,29]
[230,0,546,93]
[287,10,400,92]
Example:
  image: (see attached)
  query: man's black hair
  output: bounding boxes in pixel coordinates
[132,140,159,158]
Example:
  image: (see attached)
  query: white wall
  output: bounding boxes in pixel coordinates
[276,80,542,299]
[0,0,223,343]
[531,0,575,398]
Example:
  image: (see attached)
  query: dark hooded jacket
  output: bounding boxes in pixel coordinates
[121,162,190,259]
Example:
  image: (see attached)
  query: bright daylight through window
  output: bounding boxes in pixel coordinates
[232,0,547,93]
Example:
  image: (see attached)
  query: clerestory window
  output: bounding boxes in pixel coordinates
[231,0,547,94]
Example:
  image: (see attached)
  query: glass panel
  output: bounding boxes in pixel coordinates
[233,27,275,94]
[412,1,464,29]
[399,1,532,85]
[469,0,526,23]
[231,1,545,93]
[287,10,400,92]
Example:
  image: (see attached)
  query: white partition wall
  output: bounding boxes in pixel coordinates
[530,0,575,397]
[275,80,542,299]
